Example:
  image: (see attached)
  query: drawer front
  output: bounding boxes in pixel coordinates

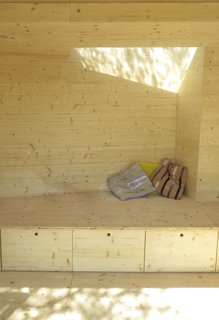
[145,229,217,272]
[1,229,72,271]
[73,229,145,272]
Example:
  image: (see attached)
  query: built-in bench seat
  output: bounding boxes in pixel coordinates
[0,192,219,272]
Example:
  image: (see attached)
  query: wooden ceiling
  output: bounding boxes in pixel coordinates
[0,3,219,55]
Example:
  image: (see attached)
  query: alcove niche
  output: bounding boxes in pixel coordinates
[0,47,218,201]
[1,46,219,275]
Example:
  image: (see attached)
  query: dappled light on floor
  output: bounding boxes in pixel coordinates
[1,272,219,320]
[65,287,219,320]
[75,47,197,93]
[0,285,69,320]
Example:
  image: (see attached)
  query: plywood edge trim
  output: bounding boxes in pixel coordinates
[0,226,218,230]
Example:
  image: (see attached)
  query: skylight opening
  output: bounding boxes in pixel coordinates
[75,47,197,93]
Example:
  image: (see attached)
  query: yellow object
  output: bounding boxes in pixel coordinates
[139,162,159,196]
[139,162,159,177]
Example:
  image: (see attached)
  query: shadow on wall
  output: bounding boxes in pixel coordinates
[75,47,197,93]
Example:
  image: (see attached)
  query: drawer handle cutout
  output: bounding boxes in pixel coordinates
[180,233,184,237]
[107,233,111,237]
[34,232,38,237]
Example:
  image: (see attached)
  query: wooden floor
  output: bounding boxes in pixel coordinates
[0,191,219,229]
[1,272,219,320]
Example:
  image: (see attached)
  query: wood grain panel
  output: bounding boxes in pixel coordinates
[0,192,216,229]
[1,228,72,271]
[0,3,70,23]
[73,229,145,272]
[69,3,219,23]
[175,47,219,201]
[175,48,204,200]
[0,3,219,55]
[145,229,218,272]
[1,22,219,55]
[1,3,219,23]
[197,48,219,201]
[0,51,176,196]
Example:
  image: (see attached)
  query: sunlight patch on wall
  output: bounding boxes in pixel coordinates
[75,47,197,93]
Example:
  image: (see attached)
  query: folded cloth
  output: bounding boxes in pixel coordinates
[151,158,188,200]
[108,163,156,201]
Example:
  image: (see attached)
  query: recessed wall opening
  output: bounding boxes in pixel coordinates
[0,46,219,201]
[1,5,219,320]
[76,47,197,93]
[1,2,219,303]
[1,46,209,200]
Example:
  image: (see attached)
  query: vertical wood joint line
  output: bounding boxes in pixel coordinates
[65,269,74,315]
[215,230,219,272]
[143,229,146,272]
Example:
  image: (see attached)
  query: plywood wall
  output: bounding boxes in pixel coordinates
[197,48,219,201]
[1,3,219,56]
[176,47,219,202]
[175,48,204,200]
[0,51,176,197]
